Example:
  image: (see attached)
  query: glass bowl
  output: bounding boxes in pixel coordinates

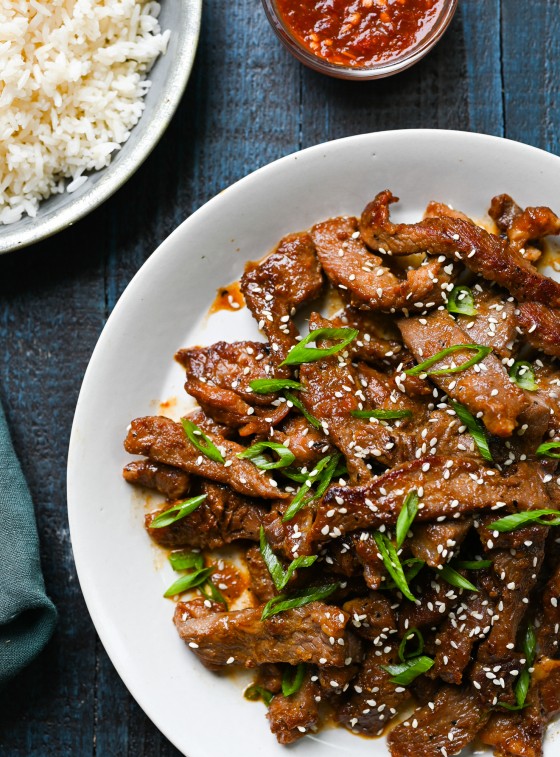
[261,0,458,81]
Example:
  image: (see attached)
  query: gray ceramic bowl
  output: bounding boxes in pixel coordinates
[0,0,202,255]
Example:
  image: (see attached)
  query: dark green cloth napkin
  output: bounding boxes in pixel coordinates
[0,402,56,686]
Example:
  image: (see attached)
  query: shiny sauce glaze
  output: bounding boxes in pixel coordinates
[275,0,447,67]
[209,281,245,314]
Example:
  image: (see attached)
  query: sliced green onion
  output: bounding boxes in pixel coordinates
[515,670,531,708]
[282,664,306,697]
[250,378,305,394]
[244,684,274,707]
[164,567,213,598]
[488,509,560,532]
[284,391,322,430]
[383,558,425,591]
[524,623,537,663]
[281,467,308,484]
[405,344,491,377]
[509,361,538,392]
[182,418,225,463]
[237,441,295,470]
[149,494,207,529]
[396,490,419,549]
[398,628,424,663]
[313,452,342,500]
[439,565,478,592]
[281,555,318,588]
[447,285,478,316]
[281,327,359,366]
[199,579,228,609]
[381,656,434,685]
[168,549,204,571]
[451,400,493,462]
[259,527,318,591]
[261,583,339,621]
[536,441,560,459]
[453,559,492,570]
[351,408,412,421]
[282,454,335,522]
[373,532,416,602]
[498,625,535,711]
[259,527,285,589]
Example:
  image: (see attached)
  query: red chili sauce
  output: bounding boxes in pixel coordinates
[275,0,446,68]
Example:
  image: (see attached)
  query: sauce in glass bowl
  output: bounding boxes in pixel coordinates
[276,0,446,67]
[262,0,457,79]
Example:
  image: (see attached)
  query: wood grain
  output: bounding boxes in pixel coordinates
[0,0,553,754]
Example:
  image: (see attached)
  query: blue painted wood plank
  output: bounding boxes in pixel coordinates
[461,0,503,136]
[0,215,108,754]
[501,0,559,152]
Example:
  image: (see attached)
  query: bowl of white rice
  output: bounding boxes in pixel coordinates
[0,0,201,254]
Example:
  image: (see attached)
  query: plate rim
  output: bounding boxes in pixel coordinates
[67,128,560,756]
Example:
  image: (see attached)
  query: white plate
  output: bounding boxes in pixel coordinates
[68,130,560,757]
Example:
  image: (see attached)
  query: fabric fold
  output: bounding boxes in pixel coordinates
[0,402,56,687]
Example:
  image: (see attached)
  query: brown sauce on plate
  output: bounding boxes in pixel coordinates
[209,281,245,314]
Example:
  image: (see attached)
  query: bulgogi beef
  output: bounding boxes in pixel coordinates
[123,190,560,756]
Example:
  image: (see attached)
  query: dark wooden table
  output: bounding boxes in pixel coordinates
[0,1,557,754]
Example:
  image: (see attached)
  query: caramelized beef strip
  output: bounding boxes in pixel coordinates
[358,364,475,463]
[455,284,518,359]
[489,193,523,234]
[183,376,290,435]
[533,360,560,435]
[317,663,358,695]
[387,686,489,757]
[536,657,560,719]
[145,481,266,550]
[175,341,276,406]
[245,545,276,603]
[469,531,547,706]
[241,232,323,366]
[300,315,472,476]
[270,415,335,467]
[299,314,414,481]
[343,593,398,642]
[262,505,316,559]
[398,571,460,632]
[398,310,528,437]
[124,416,287,500]
[311,215,451,313]
[187,408,235,439]
[351,532,385,589]
[425,201,473,222]
[267,673,321,743]
[410,519,472,568]
[311,458,550,542]
[431,587,494,685]
[337,646,412,736]
[176,341,290,434]
[516,302,560,359]
[360,190,560,307]
[478,659,560,757]
[122,459,190,500]
[488,192,558,265]
[173,601,362,670]
[329,306,403,363]
[480,695,543,757]
[537,561,560,658]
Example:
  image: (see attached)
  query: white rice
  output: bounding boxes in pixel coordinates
[0,0,170,225]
